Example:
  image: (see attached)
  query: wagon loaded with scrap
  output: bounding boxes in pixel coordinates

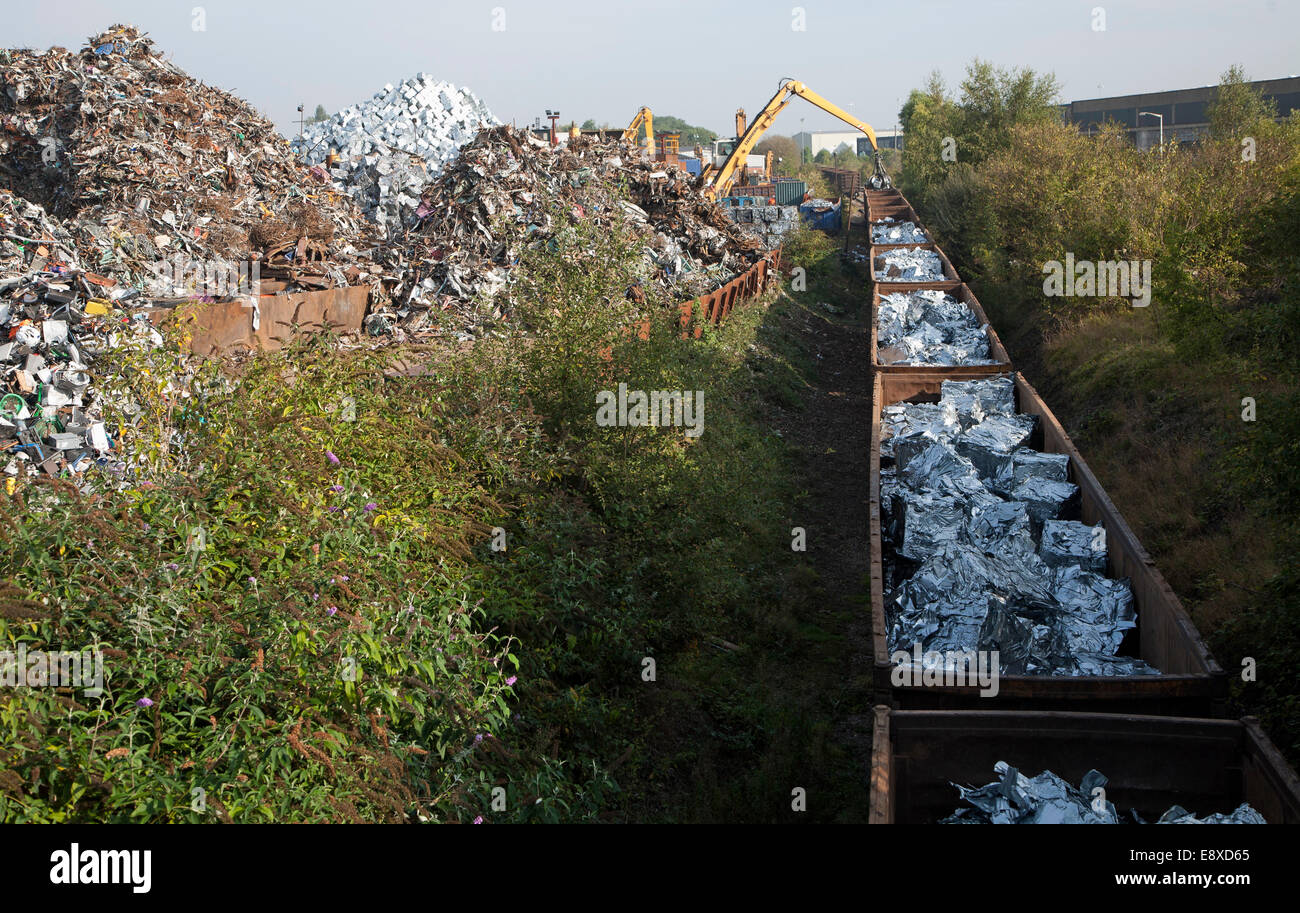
[862,187,1299,823]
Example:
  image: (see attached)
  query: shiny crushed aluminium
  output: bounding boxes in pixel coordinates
[943,762,1267,824]
[1011,476,1080,524]
[940,374,1015,424]
[991,449,1070,495]
[955,413,1037,479]
[896,490,966,560]
[874,246,944,282]
[877,290,995,366]
[1156,804,1268,825]
[1040,520,1108,573]
[871,220,928,244]
[942,762,1119,824]
[879,402,960,457]
[880,377,1157,676]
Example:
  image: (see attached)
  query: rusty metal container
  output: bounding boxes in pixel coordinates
[869,708,1300,824]
[871,282,1012,376]
[870,371,1228,714]
[870,242,962,291]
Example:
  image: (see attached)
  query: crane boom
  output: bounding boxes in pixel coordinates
[704,80,891,199]
[622,106,656,156]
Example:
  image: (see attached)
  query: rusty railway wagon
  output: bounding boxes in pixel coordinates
[870,282,1012,377]
[869,242,963,292]
[869,709,1300,824]
[859,186,1292,818]
[870,371,1228,715]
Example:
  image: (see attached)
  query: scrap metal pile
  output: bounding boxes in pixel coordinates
[880,375,1158,676]
[943,761,1266,824]
[0,190,192,483]
[0,26,780,479]
[874,246,943,282]
[0,25,383,295]
[379,126,766,327]
[871,219,928,244]
[877,289,996,366]
[725,201,799,249]
[293,74,499,233]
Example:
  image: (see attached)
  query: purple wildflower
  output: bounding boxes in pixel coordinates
[327,606,338,617]
[363,502,377,512]
[326,451,339,465]
[505,676,517,686]
[473,816,483,825]
[331,484,344,493]
[136,697,154,708]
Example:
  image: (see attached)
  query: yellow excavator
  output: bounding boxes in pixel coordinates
[622,106,655,156]
[702,79,892,199]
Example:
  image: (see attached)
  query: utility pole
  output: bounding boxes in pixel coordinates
[296,104,306,140]
[546,109,561,146]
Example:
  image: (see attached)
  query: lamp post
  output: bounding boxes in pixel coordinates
[545,109,560,146]
[1139,111,1163,152]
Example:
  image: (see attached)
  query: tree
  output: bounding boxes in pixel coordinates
[648,115,718,147]
[901,60,1059,200]
[755,135,798,171]
[1207,65,1277,141]
[957,59,1061,163]
[311,104,328,123]
[813,149,830,164]
[581,118,599,131]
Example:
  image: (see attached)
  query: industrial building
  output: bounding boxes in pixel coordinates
[1063,76,1300,149]
[793,128,902,158]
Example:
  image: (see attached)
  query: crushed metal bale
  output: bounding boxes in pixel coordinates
[871,219,928,244]
[942,761,1267,824]
[874,246,944,282]
[880,375,1159,676]
[877,289,996,366]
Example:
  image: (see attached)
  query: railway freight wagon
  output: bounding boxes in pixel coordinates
[863,191,1227,723]
[860,187,1295,823]
[868,371,1228,715]
[869,709,1300,824]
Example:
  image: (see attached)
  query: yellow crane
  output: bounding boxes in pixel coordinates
[622,106,655,156]
[703,79,892,199]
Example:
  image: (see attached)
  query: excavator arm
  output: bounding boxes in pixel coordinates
[704,79,891,198]
[622,106,656,156]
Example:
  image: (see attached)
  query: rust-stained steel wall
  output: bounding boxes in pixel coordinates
[147,286,370,356]
[669,249,783,338]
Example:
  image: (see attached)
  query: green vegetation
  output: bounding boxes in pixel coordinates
[646,115,717,148]
[0,211,874,821]
[901,62,1300,760]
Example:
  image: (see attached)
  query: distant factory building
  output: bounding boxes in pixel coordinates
[1063,76,1300,149]
[793,128,903,157]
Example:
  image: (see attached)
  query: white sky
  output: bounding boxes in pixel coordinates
[11,0,1299,139]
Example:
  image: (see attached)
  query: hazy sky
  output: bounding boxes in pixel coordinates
[11,1,1299,139]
